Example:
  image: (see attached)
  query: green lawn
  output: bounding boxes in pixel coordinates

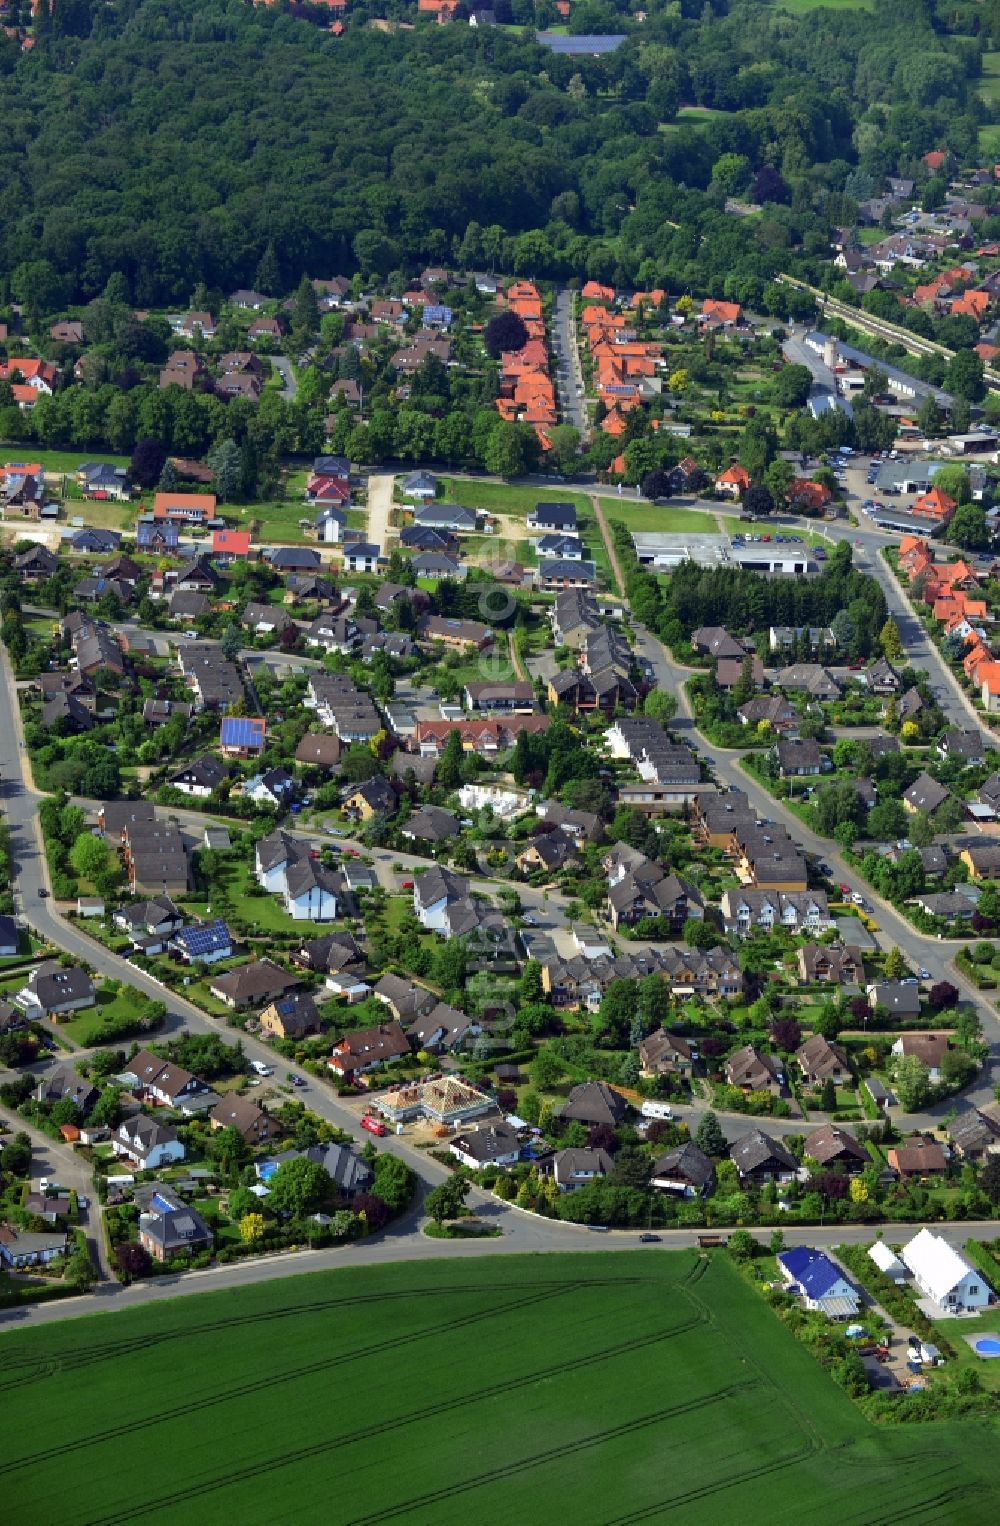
[441,478,589,518]
[59,987,147,1045]
[980,124,1000,158]
[3,1252,998,1523]
[771,0,870,10]
[0,448,129,475]
[979,52,1000,107]
[602,500,720,534]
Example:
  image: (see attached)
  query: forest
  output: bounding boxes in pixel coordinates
[0,0,996,309]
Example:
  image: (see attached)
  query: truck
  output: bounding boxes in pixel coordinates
[641,1100,674,1121]
[250,1060,273,1077]
[361,1113,387,1137]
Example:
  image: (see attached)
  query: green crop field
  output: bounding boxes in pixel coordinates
[3,1251,998,1524]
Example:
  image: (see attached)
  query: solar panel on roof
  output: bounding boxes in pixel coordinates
[220,716,265,747]
[179,919,230,956]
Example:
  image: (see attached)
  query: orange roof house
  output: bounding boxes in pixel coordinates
[899,534,932,563]
[975,342,1000,365]
[631,289,665,308]
[610,454,627,475]
[979,661,1000,710]
[601,407,628,437]
[950,290,989,320]
[716,463,751,496]
[701,299,741,326]
[788,479,832,511]
[582,281,615,303]
[923,149,947,172]
[152,491,217,522]
[911,487,956,523]
[964,640,993,681]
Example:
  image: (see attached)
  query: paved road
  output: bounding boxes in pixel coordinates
[366,471,395,556]
[5,1208,999,1332]
[272,356,297,401]
[631,618,1000,1113]
[0,1102,110,1281]
[552,287,587,434]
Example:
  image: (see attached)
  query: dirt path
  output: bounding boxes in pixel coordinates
[366,472,395,555]
[508,629,526,681]
[590,494,625,598]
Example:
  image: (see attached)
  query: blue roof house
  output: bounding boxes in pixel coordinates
[777,1247,860,1319]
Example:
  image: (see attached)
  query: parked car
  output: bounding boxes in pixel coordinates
[361,1113,387,1137]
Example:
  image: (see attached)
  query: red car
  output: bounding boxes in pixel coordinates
[401,879,413,889]
[361,1113,387,1137]
[839,883,851,896]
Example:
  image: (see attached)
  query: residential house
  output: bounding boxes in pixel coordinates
[169,752,227,798]
[120,1050,214,1112]
[802,1124,869,1171]
[730,1129,798,1185]
[777,1248,860,1319]
[903,772,952,816]
[170,920,234,966]
[34,1066,98,1113]
[868,982,921,1019]
[776,738,823,777]
[373,973,437,1025]
[527,502,577,533]
[113,1116,185,1172]
[400,804,460,845]
[901,1227,992,1310]
[548,1147,614,1192]
[887,1138,948,1178]
[649,1143,714,1197]
[327,1020,410,1080]
[0,1227,68,1268]
[960,843,1000,880]
[797,944,864,986]
[559,1080,628,1128]
[724,1043,783,1096]
[638,1029,696,1078]
[136,1183,212,1262]
[891,1032,950,1082]
[449,1123,521,1171]
[795,1034,852,1086]
[219,716,267,759]
[17,962,95,1018]
[259,993,322,1040]
[210,1095,274,1146]
[209,960,301,1010]
[343,776,396,821]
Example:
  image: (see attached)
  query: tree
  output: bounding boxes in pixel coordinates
[771,366,812,410]
[208,438,242,503]
[751,166,789,205]
[425,1175,471,1224]
[820,1077,836,1112]
[239,1212,266,1244]
[65,1246,97,1291]
[883,946,907,981]
[484,419,530,477]
[114,1241,151,1280]
[531,1047,564,1090]
[290,273,319,343]
[892,1055,932,1111]
[437,728,464,791]
[770,1018,801,1052]
[695,1110,727,1157]
[742,483,773,519]
[371,1153,414,1215]
[928,981,959,1012]
[948,503,989,552]
[69,831,114,884]
[641,469,673,501]
[981,1154,1000,1208]
[266,1157,334,1217]
[944,348,985,402]
[354,1191,391,1234]
[879,618,903,661]
[131,436,166,488]
[728,1229,757,1261]
[483,310,529,358]
[643,689,677,725]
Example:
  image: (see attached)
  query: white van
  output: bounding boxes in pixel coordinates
[641,1100,674,1121]
[250,1060,273,1077]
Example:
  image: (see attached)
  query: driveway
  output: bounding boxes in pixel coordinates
[271,357,297,401]
[366,472,395,555]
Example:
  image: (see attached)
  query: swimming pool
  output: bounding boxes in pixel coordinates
[972,1335,1000,1357]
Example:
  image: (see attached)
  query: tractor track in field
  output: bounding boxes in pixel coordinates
[3,1275,651,1387]
[346,1385,758,1525]
[77,1308,717,1526]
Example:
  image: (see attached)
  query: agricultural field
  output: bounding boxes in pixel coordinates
[3,1252,997,1524]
